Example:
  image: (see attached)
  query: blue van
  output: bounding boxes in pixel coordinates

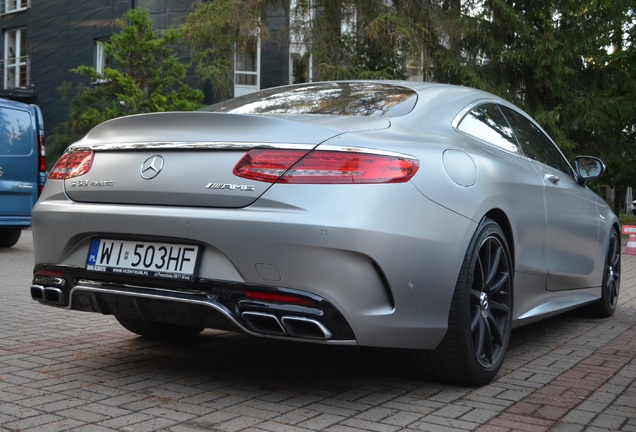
[0,98,46,247]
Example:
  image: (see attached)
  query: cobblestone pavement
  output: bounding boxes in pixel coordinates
[1,229,634,432]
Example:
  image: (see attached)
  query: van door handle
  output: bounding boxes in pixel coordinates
[545,174,560,185]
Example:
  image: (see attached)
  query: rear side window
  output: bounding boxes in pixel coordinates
[0,107,33,156]
[457,104,521,154]
[500,106,573,176]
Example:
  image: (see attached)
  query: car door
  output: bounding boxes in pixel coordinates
[0,101,39,223]
[455,103,548,281]
[501,106,601,291]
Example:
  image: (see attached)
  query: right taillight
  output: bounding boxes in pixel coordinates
[234,148,419,184]
[48,150,94,180]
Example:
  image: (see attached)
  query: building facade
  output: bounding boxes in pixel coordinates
[0,0,294,137]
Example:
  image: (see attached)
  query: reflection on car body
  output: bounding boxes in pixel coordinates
[30,81,620,385]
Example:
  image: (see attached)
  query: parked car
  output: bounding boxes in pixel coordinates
[30,81,620,385]
[0,98,46,247]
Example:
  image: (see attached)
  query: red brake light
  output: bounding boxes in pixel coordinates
[234,149,419,184]
[38,133,46,173]
[244,290,314,306]
[233,149,310,183]
[38,132,47,193]
[35,269,65,278]
[48,150,94,180]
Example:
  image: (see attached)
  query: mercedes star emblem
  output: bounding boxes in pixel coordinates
[140,155,164,180]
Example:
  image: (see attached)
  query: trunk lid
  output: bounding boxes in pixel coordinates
[63,112,390,208]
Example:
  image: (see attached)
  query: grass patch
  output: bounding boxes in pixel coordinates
[620,214,636,226]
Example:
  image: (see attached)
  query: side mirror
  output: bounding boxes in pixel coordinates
[574,156,605,186]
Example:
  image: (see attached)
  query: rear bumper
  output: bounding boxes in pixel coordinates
[31,182,477,349]
[31,266,356,344]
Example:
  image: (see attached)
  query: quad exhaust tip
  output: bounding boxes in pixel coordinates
[31,285,67,306]
[241,311,332,340]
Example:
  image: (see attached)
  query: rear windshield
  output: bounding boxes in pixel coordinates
[0,107,33,156]
[205,82,417,117]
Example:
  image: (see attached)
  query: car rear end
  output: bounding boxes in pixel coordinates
[31,83,476,350]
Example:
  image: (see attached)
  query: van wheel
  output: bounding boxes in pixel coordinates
[0,228,21,248]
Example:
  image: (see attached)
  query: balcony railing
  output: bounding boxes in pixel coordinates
[0,55,31,91]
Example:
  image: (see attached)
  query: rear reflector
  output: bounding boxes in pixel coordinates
[244,290,315,306]
[35,269,65,278]
[48,150,94,180]
[234,149,419,184]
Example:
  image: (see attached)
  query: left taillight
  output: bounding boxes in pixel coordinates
[38,131,46,193]
[48,150,94,180]
[233,148,419,184]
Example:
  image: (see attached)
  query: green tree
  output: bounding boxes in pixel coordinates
[293,0,436,81]
[180,0,275,100]
[180,0,436,85]
[436,0,636,212]
[574,1,636,213]
[436,1,630,148]
[49,7,204,167]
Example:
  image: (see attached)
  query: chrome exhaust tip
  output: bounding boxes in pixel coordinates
[241,311,286,336]
[30,285,44,301]
[31,285,67,306]
[281,316,332,340]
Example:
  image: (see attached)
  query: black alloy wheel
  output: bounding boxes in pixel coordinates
[469,226,512,371]
[417,218,513,385]
[582,227,620,318]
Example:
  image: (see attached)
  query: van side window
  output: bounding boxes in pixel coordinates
[0,108,32,155]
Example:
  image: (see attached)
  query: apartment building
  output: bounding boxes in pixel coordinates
[0,0,296,135]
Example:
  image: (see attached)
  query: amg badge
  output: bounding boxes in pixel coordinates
[205,183,255,192]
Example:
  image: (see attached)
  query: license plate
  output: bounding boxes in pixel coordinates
[86,238,200,281]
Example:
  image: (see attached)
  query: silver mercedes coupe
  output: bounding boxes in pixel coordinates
[31,81,620,385]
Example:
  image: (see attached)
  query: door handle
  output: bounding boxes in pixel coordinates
[545,174,560,185]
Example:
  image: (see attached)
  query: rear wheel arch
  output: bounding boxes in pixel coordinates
[415,215,514,385]
[580,223,620,318]
[484,209,515,269]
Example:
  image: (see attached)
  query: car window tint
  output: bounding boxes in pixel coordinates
[501,106,572,175]
[205,82,417,117]
[0,107,32,156]
[457,104,520,153]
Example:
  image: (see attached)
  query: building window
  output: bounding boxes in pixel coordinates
[94,39,110,83]
[234,34,260,97]
[289,0,313,84]
[3,28,28,90]
[2,0,29,15]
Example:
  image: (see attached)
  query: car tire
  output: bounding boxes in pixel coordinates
[415,218,513,385]
[0,227,22,248]
[580,227,620,318]
[114,314,204,340]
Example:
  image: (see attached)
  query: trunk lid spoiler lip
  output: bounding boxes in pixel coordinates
[71,111,391,150]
